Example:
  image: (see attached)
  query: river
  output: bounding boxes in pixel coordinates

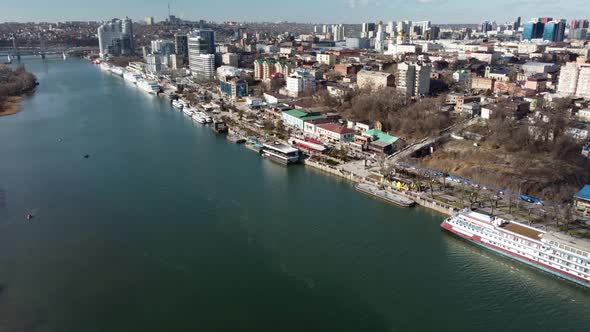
[0,57,589,332]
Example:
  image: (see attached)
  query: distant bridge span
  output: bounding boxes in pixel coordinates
[0,46,98,57]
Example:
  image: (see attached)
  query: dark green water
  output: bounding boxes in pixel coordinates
[0,58,589,332]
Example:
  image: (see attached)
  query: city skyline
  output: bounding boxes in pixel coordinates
[2,0,590,24]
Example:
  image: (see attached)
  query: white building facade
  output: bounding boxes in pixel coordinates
[191,54,215,80]
[286,70,316,97]
[558,62,590,99]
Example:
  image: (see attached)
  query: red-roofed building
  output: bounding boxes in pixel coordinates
[303,118,335,136]
[315,123,356,144]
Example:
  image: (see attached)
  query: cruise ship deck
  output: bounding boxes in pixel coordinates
[500,222,543,240]
[543,232,590,254]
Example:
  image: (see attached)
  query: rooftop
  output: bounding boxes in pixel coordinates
[263,92,289,99]
[370,139,394,148]
[357,70,393,78]
[362,129,400,145]
[575,185,590,201]
[283,108,308,119]
[523,61,556,67]
[501,222,543,241]
[301,114,328,122]
[317,123,355,135]
[263,143,299,154]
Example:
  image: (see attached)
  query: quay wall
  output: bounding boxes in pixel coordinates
[303,159,364,183]
[403,191,458,216]
[304,159,458,216]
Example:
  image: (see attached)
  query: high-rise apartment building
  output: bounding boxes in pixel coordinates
[375,22,385,53]
[361,22,376,38]
[413,21,432,36]
[146,54,162,73]
[386,21,395,35]
[170,54,184,70]
[188,36,208,58]
[425,26,440,41]
[523,21,545,40]
[571,19,590,29]
[191,54,216,80]
[151,39,175,56]
[480,21,493,33]
[188,29,215,55]
[513,17,521,30]
[98,18,134,58]
[570,29,588,40]
[397,62,432,97]
[332,24,345,41]
[286,70,316,97]
[174,33,188,65]
[538,17,553,24]
[253,59,277,81]
[222,53,239,67]
[543,20,566,42]
[144,16,154,25]
[558,62,590,99]
[396,21,412,38]
[188,30,216,79]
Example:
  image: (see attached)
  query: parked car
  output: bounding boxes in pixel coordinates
[519,194,544,206]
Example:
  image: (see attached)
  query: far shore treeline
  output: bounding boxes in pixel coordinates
[0,64,38,114]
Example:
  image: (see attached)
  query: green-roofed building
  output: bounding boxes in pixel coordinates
[282,108,327,130]
[361,129,403,155]
[254,58,277,80]
[283,109,308,118]
[362,129,400,144]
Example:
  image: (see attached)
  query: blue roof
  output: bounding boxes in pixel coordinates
[575,185,590,200]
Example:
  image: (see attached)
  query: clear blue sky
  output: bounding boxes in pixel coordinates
[2,0,586,23]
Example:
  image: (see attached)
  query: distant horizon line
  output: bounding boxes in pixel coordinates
[0,19,489,26]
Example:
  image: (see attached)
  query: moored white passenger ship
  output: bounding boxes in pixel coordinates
[442,210,590,288]
[123,71,142,84]
[136,80,161,94]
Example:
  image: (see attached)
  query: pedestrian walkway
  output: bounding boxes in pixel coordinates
[337,160,373,179]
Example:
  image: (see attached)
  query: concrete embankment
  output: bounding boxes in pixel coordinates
[304,159,458,216]
[399,191,458,216]
[303,159,364,183]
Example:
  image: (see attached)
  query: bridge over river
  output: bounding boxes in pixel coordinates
[0,46,98,60]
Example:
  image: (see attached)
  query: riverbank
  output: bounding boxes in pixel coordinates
[0,64,38,117]
[303,158,456,216]
[96,61,586,232]
[0,96,23,117]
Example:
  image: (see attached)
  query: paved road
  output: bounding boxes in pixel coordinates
[387,118,478,163]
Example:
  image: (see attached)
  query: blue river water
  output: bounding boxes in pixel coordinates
[0,57,589,331]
